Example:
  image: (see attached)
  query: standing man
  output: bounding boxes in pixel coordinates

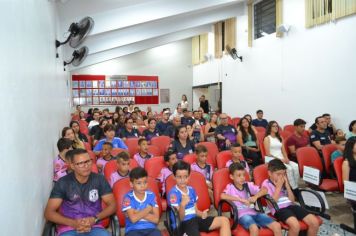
[199,95,210,114]
[44,149,117,236]
[251,110,268,128]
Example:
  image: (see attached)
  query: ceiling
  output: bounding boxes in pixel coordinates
[55,0,245,71]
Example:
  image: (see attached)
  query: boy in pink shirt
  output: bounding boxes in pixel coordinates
[190,145,213,191]
[262,159,320,236]
[157,148,177,196]
[133,138,153,168]
[109,151,130,188]
[53,138,73,182]
[225,143,250,175]
[96,142,115,174]
[221,162,281,236]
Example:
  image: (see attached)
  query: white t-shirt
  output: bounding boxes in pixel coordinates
[88,120,99,129]
[180,100,189,109]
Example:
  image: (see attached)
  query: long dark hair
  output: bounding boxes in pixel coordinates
[349,120,356,132]
[174,125,187,141]
[344,137,356,168]
[265,121,282,142]
[238,117,256,143]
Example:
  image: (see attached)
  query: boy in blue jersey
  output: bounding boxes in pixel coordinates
[167,161,231,236]
[122,167,161,236]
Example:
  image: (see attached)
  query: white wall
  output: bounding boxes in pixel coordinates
[0,1,70,235]
[193,0,356,130]
[72,39,193,112]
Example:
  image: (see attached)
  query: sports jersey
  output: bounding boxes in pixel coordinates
[261,179,293,215]
[49,172,112,235]
[96,155,115,174]
[225,160,250,174]
[223,182,260,218]
[133,152,153,168]
[215,125,237,150]
[109,171,129,188]
[157,167,173,195]
[53,155,68,182]
[122,190,159,233]
[119,128,140,139]
[171,140,195,160]
[93,137,128,151]
[190,162,213,181]
[142,129,160,141]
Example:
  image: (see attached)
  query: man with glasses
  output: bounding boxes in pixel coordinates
[45,149,117,236]
[285,119,310,161]
[215,113,238,150]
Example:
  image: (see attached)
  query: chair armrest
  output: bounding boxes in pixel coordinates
[298,188,330,219]
[217,199,239,230]
[263,194,280,212]
[42,221,55,236]
[164,204,181,236]
[109,214,119,236]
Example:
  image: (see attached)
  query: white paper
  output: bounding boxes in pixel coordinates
[265,156,274,163]
[301,190,329,209]
[303,166,320,185]
[344,181,356,201]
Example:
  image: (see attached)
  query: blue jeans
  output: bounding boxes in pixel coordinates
[125,228,162,236]
[60,227,110,236]
[239,213,274,230]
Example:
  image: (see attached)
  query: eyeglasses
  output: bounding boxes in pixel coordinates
[220,117,227,120]
[271,125,279,128]
[74,159,92,168]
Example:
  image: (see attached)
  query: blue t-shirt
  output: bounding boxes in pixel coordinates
[122,190,159,233]
[251,119,268,128]
[119,128,140,139]
[142,129,160,141]
[171,139,195,160]
[156,121,172,135]
[167,185,198,225]
[93,137,128,151]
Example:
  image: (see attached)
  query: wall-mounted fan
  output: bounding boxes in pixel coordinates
[56,17,94,48]
[64,46,89,67]
[226,45,243,62]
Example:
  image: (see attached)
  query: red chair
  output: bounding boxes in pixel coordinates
[212,168,274,236]
[280,130,292,141]
[165,171,219,236]
[151,136,171,155]
[137,126,147,134]
[71,115,79,121]
[104,159,139,184]
[124,138,139,157]
[87,150,97,163]
[216,151,232,169]
[183,153,215,169]
[256,132,266,159]
[112,177,169,236]
[296,147,339,191]
[83,142,91,151]
[91,163,98,173]
[147,145,161,157]
[227,116,233,126]
[79,120,89,135]
[199,142,219,167]
[321,144,338,176]
[255,126,266,134]
[111,148,127,157]
[283,125,295,133]
[333,157,344,192]
[232,117,241,128]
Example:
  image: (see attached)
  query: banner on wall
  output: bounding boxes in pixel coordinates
[72,75,159,106]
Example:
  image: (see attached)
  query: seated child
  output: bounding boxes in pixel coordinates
[331,136,346,164]
[134,138,153,168]
[53,138,73,182]
[226,143,250,174]
[335,129,345,139]
[109,151,130,188]
[262,159,320,236]
[190,145,213,191]
[167,161,231,236]
[96,142,115,174]
[158,149,178,197]
[221,163,281,236]
[122,167,161,236]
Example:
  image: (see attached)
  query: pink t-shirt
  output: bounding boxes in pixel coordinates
[109,171,129,188]
[223,182,260,218]
[53,155,67,182]
[133,152,153,168]
[158,167,173,195]
[225,160,250,174]
[261,179,293,215]
[191,162,213,181]
[96,156,115,174]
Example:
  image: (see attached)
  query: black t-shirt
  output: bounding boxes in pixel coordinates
[310,130,332,147]
[310,123,334,135]
[94,128,105,141]
[171,139,195,160]
[200,100,209,113]
[156,121,172,135]
[90,125,100,136]
[142,129,160,141]
[164,125,177,138]
[181,117,195,126]
[119,128,140,139]
[78,133,88,143]
[50,172,112,220]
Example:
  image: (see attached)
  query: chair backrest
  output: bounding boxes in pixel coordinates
[147,145,161,157]
[216,151,232,169]
[212,168,232,210]
[83,142,92,151]
[183,153,215,169]
[321,144,338,176]
[137,126,147,134]
[103,159,139,183]
[199,142,219,167]
[232,117,241,128]
[124,138,140,157]
[256,132,266,159]
[87,150,97,163]
[227,116,233,126]
[113,177,162,227]
[151,136,171,155]
[296,147,324,176]
[283,125,295,133]
[79,120,89,135]
[255,126,266,134]
[144,156,166,179]
[253,164,269,186]
[333,157,344,192]
[165,171,211,211]
[111,148,127,157]
[280,130,292,141]
[91,163,98,173]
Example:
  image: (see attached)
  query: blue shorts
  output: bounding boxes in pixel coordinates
[239,213,274,230]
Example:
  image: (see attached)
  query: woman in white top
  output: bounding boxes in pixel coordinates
[264,121,299,189]
[180,94,189,110]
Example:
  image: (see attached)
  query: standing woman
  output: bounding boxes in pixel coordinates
[62,127,85,150]
[237,117,261,166]
[204,113,218,143]
[170,125,195,160]
[180,94,189,110]
[263,121,299,190]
